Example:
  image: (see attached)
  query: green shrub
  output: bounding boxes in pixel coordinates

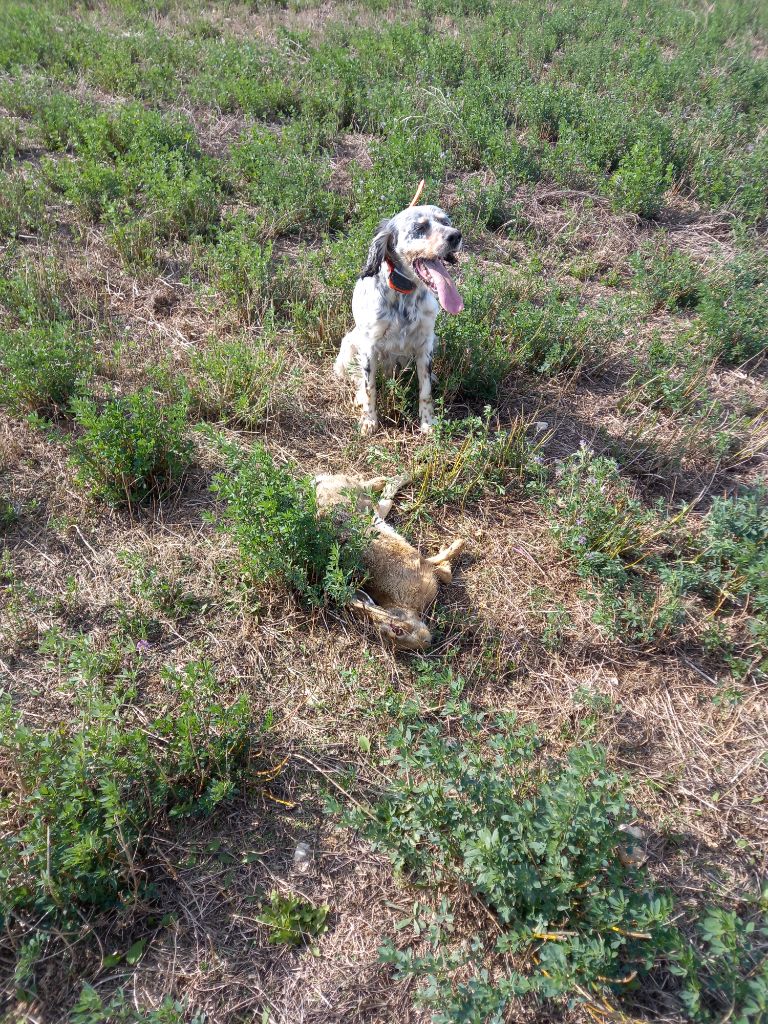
[211,443,370,607]
[509,292,609,376]
[0,659,253,936]
[405,409,545,519]
[230,123,344,236]
[201,213,274,323]
[538,447,685,642]
[338,708,768,1022]
[609,138,672,218]
[190,332,292,429]
[630,242,704,311]
[433,263,519,403]
[698,258,768,365]
[71,386,192,505]
[339,712,671,1019]
[0,172,51,240]
[0,322,91,416]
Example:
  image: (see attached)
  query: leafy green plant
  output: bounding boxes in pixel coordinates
[0,659,254,944]
[71,386,192,505]
[405,409,544,519]
[72,985,203,1023]
[257,891,330,946]
[211,443,370,606]
[119,552,199,620]
[0,494,18,530]
[338,708,768,1022]
[337,711,675,1019]
[508,291,609,377]
[190,332,293,429]
[538,446,686,642]
[630,242,704,311]
[0,322,91,416]
[609,138,672,218]
[698,257,768,365]
[230,122,344,236]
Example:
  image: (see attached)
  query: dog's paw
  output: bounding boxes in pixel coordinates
[359,415,378,436]
[332,358,346,379]
[419,419,434,434]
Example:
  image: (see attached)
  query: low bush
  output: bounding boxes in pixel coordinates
[337,708,768,1021]
[190,332,293,429]
[433,262,520,403]
[609,138,672,219]
[230,123,344,236]
[538,447,686,643]
[629,242,704,311]
[0,322,91,416]
[211,443,370,606]
[405,409,545,519]
[0,659,253,939]
[698,257,768,365]
[509,292,610,376]
[71,386,192,505]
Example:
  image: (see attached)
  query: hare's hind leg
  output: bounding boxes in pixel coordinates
[426,538,465,583]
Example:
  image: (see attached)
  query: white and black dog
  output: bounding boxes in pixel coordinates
[333,203,464,434]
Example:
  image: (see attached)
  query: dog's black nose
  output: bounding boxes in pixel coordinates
[447,229,462,248]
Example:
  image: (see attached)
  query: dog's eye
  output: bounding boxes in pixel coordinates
[413,221,429,236]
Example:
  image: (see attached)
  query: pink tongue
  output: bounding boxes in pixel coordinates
[423,259,464,314]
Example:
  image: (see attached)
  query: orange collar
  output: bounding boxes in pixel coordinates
[385,258,416,295]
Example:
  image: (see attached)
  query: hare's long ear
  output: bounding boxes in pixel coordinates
[359,219,392,278]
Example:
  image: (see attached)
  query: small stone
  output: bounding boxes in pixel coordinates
[293,841,313,874]
[617,825,648,868]
[533,421,549,434]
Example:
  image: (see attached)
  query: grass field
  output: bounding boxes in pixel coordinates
[1,1,767,1022]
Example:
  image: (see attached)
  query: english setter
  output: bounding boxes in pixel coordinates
[333,202,464,434]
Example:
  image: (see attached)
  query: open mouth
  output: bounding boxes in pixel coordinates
[412,257,464,314]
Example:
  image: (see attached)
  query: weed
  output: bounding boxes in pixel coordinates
[71,386,192,505]
[119,552,199,620]
[405,409,544,519]
[630,242,704,312]
[509,291,609,377]
[71,986,201,1024]
[0,494,18,530]
[698,256,768,365]
[231,123,344,236]
[190,331,294,429]
[211,442,370,607]
[609,138,672,219]
[0,322,91,416]
[338,709,768,1022]
[257,891,330,947]
[0,659,254,956]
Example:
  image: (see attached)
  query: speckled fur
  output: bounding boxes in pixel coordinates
[313,472,465,650]
[333,204,462,434]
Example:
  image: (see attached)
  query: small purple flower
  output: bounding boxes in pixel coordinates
[576,517,585,526]
[576,535,588,546]
[136,640,151,654]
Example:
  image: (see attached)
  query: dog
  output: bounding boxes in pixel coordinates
[313,471,465,650]
[333,201,464,435]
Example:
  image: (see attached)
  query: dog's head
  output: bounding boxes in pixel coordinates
[360,204,464,314]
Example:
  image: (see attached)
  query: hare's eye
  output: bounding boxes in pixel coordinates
[393,626,405,636]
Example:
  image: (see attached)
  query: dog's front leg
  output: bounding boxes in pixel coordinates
[355,352,378,435]
[416,340,435,433]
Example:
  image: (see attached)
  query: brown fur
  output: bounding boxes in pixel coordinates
[313,473,465,650]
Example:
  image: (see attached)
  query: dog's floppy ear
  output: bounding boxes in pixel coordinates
[360,219,393,278]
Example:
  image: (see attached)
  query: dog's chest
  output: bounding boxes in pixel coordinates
[375,293,437,361]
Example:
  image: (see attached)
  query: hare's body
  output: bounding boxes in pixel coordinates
[313,472,464,650]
